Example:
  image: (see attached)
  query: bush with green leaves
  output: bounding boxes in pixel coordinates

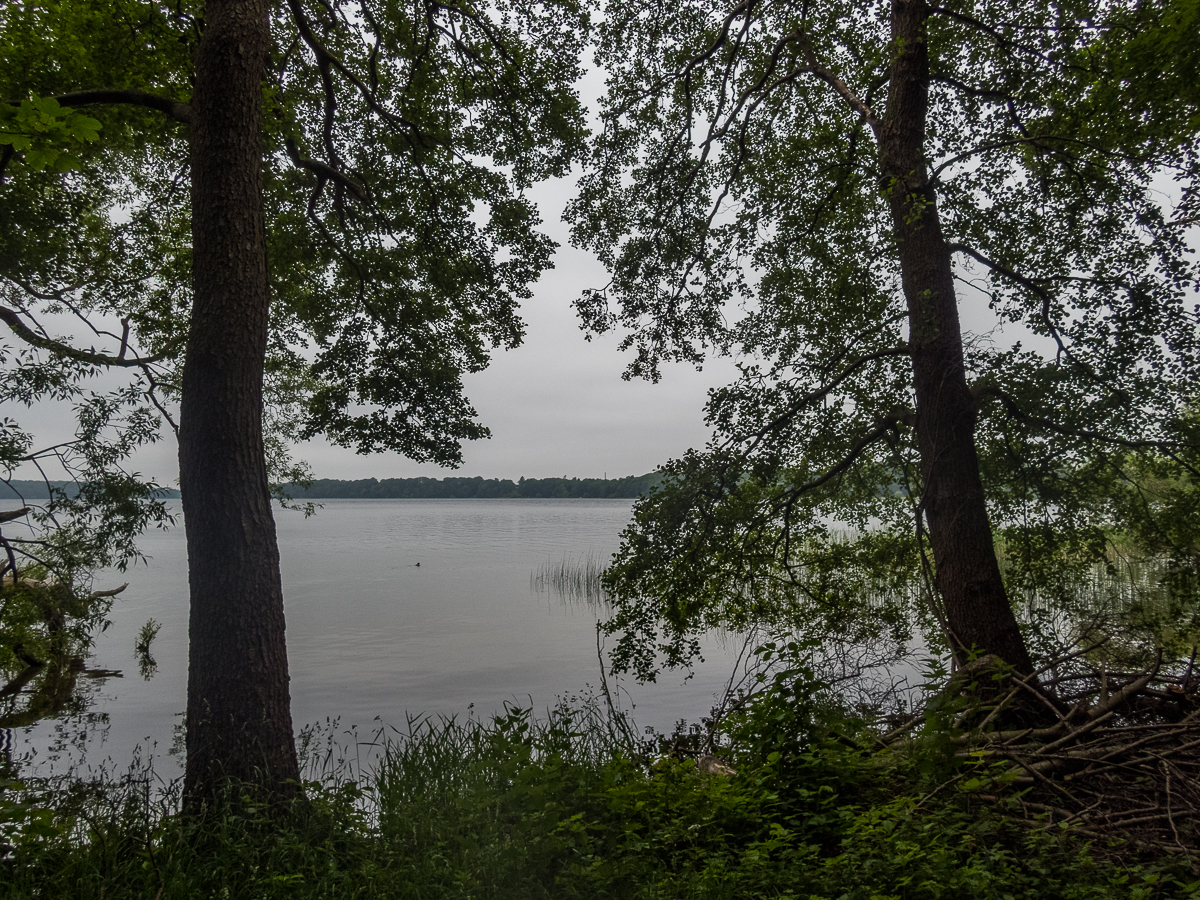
[3,694,1200,899]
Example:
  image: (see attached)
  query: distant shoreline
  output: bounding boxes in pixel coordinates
[279,473,662,500]
[1,473,662,502]
[0,479,182,501]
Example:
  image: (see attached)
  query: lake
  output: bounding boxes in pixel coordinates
[9,499,743,779]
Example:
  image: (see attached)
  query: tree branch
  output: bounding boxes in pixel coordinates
[284,0,428,142]
[976,384,1196,464]
[932,136,1077,177]
[926,6,1077,67]
[0,533,19,589]
[284,137,368,202]
[139,364,180,436]
[88,583,128,600]
[734,344,910,452]
[776,418,901,507]
[796,29,880,136]
[0,304,178,367]
[948,242,1088,372]
[1,89,188,181]
[55,90,192,125]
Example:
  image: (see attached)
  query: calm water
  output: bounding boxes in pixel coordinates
[12,499,742,778]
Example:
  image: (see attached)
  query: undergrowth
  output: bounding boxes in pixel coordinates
[2,694,1199,899]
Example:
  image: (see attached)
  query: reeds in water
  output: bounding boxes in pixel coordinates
[531,552,610,608]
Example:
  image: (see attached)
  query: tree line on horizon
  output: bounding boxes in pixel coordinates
[282,472,663,500]
[0,480,181,501]
[0,474,662,502]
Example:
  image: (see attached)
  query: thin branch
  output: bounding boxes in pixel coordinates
[735,345,910,452]
[948,243,1091,371]
[0,533,20,588]
[284,0,428,142]
[975,384,1195,461]
[774,418,900,510]
[139,364,180,436]
[928,73,1011,102]
[926,7,1079,68]
[932,136,1060,176]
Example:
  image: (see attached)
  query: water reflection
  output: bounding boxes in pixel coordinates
[1,656,89,730]
[1,575,137,757]
[8,500,747,780]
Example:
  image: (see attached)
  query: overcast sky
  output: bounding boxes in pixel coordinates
[295,190,741,481]
[9,172,739,485]
[11,171,1033,486]
[10,58,1058,488]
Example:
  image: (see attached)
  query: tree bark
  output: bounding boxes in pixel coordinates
[180,0,301,806]
[880,0,1034,675]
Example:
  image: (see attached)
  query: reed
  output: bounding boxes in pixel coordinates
[531,552,610,608]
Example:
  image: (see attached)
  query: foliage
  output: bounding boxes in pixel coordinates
[0,0,195,577]
[567,0,1200,678]
[134,616,160,679]
[2,699,1199,898]
[0,95,101,172]
[0,570,104,665]
[0,564,120,729]
[0,369,171,730]
[0,0,588,574]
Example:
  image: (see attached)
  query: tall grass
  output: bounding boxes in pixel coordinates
[531,552,610,608]
[3,696,1195,899]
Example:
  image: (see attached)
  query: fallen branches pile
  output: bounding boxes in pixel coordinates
[906,652,1200,856]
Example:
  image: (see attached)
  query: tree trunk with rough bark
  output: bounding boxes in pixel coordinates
[180,0,302,807]
[880,0,1034,675]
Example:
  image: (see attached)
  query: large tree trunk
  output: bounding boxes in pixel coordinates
[180,0,301,807]
[879,0,1034,675]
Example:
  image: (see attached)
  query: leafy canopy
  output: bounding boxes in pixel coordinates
[0,0,589,574]
[566,0,1200,678]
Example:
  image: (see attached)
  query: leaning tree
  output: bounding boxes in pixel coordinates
[568,0,1200,680]
[1,0,586,805]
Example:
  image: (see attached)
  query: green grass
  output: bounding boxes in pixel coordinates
[3,698,1199,899]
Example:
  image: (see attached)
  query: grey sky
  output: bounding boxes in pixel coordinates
[9,174,738,485]
[266,65,745,483]
[294,208,741,481]
[8,179,1027,487]
[8,71,1060,488]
